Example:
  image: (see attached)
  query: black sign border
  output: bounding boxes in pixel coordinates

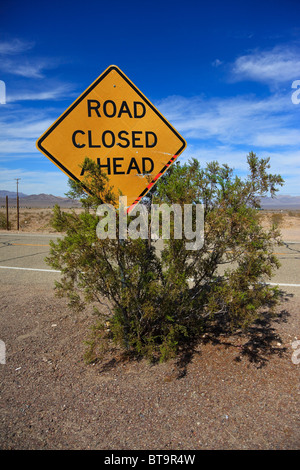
[36,65,187,204]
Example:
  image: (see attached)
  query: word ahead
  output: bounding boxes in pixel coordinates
[36,65,186,211]
[81,157,154,176]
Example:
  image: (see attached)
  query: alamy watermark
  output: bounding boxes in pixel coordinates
[291,340,300,365]
[0,340,5,364]
[291,80,300,105]
[96,196,204,250]
[0,80,6,105]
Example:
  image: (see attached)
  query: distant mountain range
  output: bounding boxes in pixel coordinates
[0,190,81,208]
[260,195,300,210]
[0,190,28,198]
[0,190,299,209]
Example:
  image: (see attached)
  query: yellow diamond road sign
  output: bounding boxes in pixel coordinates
[36,65,186,211]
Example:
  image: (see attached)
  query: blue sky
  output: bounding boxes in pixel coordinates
[1,0,300,196]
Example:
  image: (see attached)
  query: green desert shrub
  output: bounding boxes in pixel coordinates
[46,153,284,362]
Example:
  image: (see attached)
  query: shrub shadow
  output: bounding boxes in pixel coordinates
[175,292,292,378]
[95,292,292,378]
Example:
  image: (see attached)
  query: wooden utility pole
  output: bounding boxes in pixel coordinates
[15,178,21,230]
[6,195,9,230]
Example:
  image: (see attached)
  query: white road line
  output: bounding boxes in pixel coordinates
[265,282,300,287]
[187,278,300,287]
[0,265,61,273]
[0,266,299,286]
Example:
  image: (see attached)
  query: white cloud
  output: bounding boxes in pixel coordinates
[0,38,34,55]
[0,57,61,79]
[230,45,300,85]
[156,93,297,146]
[0,38,62,79]
[155,91,300,195]
[0,167,69,196]
[0,139,40,155]
[7,83,77,102]
[0,119,54,139]
[1,60,45,78]
[0,108,60,156]
[212,59,223,67]
[253,130,300,147]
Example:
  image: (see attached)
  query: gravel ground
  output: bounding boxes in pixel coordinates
[0,281,299,450]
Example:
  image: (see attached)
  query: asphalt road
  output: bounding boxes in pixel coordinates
[0,233,62,287]
[0,232,299,296]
